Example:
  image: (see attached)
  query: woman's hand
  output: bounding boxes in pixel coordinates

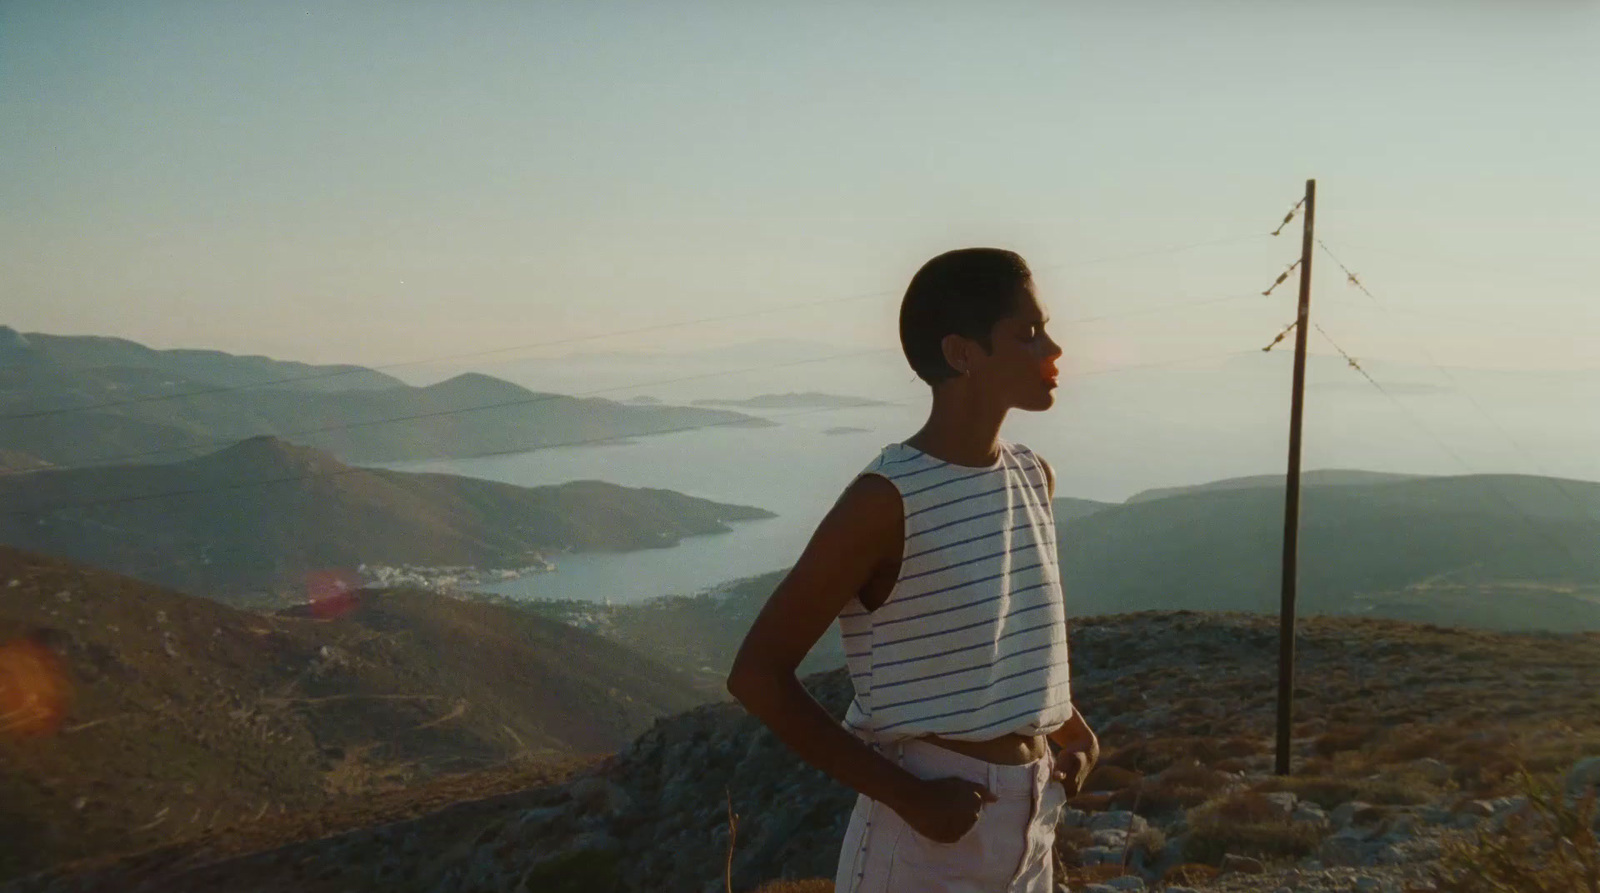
[1053,746,1096,797]
[893,775,998,843]
[1048,709,1100,797]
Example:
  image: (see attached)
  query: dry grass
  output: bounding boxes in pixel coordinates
[1160,862,1222,886]
[1433,772,1599,893]
[1137,759,1234,811]
[1182,791,1324,864]
[749,882,832,893]
[1254,770,1441,809]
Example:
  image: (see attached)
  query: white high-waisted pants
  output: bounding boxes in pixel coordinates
[833,739,1066,893]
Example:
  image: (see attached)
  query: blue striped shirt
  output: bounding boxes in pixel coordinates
[839,438,1073,744]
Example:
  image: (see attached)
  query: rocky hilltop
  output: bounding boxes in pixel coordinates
[0,548,711,883]
[13,612,1599,892]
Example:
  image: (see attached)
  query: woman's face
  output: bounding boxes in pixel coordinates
[957,279,1063,412]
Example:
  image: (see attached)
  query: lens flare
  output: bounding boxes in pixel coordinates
[0,638,71,738]
[305,568,362,620]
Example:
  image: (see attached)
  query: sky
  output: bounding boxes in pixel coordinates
[2,1,1597,376]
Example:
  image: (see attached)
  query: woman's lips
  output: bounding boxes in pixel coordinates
[1040,359,1059,386]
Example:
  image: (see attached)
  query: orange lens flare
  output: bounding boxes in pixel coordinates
[0,639,71,738]
[305,568,362,620]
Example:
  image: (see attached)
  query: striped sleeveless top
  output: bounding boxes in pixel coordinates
[838,438,1073,744]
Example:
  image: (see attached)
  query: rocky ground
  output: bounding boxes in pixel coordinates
[6,611,1600,892]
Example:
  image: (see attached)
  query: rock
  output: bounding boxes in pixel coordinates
[568,777,632,818]
[1220,853,1265,874]
[1569,756,1600,797]
[1418,804,1453,825]
[1413,757,1453,784]
[1488,796,1532,832]
[1458,799,1495,819]
[1080,845,1125,867]
[1291,801,1328,825]
[1088,810,1148,835]
[1355,877,1381,891]
[507,805,567,839]
[1091,829,1129,848]
[1060,807,1089,828]
[1319,829,1370,866]
[1102,876,1146,891]
[1261,791,1298,817]
[1331,801,1383,829]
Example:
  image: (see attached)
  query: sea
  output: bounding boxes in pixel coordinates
[380,352,1600,606]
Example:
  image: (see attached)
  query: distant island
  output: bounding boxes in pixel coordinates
[821,426,870,436]
[0,436,774,606]
[692,391,892,409]
[0,327,774,467]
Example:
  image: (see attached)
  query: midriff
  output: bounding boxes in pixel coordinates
[923,731,1049,766]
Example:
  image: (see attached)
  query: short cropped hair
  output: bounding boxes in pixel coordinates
[899,248,1032,385]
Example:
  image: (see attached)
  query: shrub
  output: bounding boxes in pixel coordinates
[1182,792,1324,864]
[1433,772,1599,893]
[1310,724,1379,758]
[1139,760,1232,811]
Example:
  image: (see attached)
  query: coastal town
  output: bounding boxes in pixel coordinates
[357,558,557,593]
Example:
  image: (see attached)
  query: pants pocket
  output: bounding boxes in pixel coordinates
[891,795,1030,891]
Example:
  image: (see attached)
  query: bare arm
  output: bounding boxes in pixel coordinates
[1038,455,1100,793]
[727,474,994,841]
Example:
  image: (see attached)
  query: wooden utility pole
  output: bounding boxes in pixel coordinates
[1276,179,1316,777]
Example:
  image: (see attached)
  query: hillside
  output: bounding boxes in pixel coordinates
[0,437,774,604]
[512,571,843,689]
[501,473,1598,694]
[1060,472,1600,630]
[0,325,403,393]
[690,392,892,409]
[0,547,710,882]
[1125,470,1422,504]
[0,329,773,467]
[15,612,1598,892]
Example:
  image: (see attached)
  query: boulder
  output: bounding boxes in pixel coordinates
[1568,756,1600,797]
[1088,810,1149,835]
[1220,853,1265,874]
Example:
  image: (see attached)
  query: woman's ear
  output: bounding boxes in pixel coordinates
[939,333,969,376]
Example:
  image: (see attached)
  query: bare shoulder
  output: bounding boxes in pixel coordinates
[728,472,903,677]
[1015,442,1056,501]
[823,471,903,557]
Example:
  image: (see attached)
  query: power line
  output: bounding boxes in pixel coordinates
[8,289,1273,475]
[1311,322,1597,576]
[1,232,1270,423]
[1315,237,1594,296]
[1309,244,1599,527]
[1315,240,1379,303]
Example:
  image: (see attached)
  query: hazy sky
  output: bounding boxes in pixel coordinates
[3,1,1596,374]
